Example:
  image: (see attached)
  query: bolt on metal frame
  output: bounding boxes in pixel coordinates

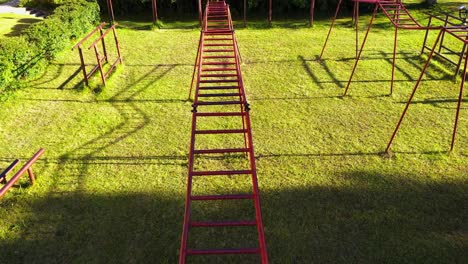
[73,23,123,87]
[386,26,468,153]
[0,149,45,199]
[180,1,268,263]
[319,0,440,96]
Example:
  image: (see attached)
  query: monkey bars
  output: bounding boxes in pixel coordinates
[319,0,440,96]
[386,26,467,153]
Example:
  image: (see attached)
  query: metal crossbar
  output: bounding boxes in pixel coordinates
[319,0,441,96]
[0,149,45,199]
[386,26,468,152]
[180,1,268,263]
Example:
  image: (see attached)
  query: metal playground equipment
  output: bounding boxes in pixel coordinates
[72,22,123,87]
[180,1,268,262]
[0,149,45,199]
[319,0,441,96]
[386,23,468,153]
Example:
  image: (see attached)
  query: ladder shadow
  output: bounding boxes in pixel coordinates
[46,64,176,194]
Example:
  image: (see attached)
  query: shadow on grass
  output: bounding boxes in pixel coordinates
[1,170,466,263]
[4,17,42,37]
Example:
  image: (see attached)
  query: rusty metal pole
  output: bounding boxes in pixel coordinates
[310,0,315,27]
[198,0,202,26]
[152,0,158,24]
[268,0,272,26]
[244,0,247,27]
[27,168,35,185]
[78,47,89,86]
[107,0,115,25]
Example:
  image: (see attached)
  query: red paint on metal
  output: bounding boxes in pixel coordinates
[180,1,268,263]
[74,24,122,87]
[320,0,441,96]
[386,26,468,152]
[0,149,45,199]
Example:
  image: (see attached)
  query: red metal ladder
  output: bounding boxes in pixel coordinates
[180,1,268,263]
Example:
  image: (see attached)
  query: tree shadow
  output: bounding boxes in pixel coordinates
[263,170,468,263]
[4,17,42,37]
[1,170,466,263]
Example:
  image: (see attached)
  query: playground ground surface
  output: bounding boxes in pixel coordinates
[0,1,467,263]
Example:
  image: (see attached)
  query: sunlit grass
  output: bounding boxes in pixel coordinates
[0,1,467,263]
[0,13,42,37]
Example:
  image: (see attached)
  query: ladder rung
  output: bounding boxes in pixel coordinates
[204,44,233,47]
[190,220,257,227]
[195,112,246,117]
[186,248,260,255]
[203,38,233,41]
[200,74,238,77]
[202,67,237,71]
[193,148,249,154]
[203,56,235,59]
[191,194,254,201]
[203,49,234,53]
[202,62,236,65]
[195,129,247,134]
[191,170,252,176]
[198,93,241,97]
[197,101,240,105]
[199,80,238,83]
[199,85,239,90]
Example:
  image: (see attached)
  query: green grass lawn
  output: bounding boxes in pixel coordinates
[0,13,42,37]
[0,1,467,263]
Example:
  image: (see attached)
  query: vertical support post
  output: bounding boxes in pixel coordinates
[319,0,343,60]
[343,4,379,96]
[78,47,89,86]
[112,26,123,64]
[99,28,109,64]
[268,0,272,26]
[106,0,115,25]
[244,0,247,27]
[385,30,444,153]
[189,33,203,100]
[421,16,432,55]
[152,0,158,24]
[455,39,467,77]
[450,46,468,151]
[198,0,203,26]
[94,45,106,86]
[391,5,400,95]
[438,14,449,53]
[355,1,359,58]
[27,168,35,185]
[310,0,315,27]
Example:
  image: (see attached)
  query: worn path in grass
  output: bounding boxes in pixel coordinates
[0,6,467,264]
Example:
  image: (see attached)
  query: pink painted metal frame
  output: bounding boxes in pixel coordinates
[386,26,468,153]
[319,0,441,96]
[180,1,268,263]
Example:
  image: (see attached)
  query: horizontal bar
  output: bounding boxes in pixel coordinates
[73,22,106,49]
[187,248,260,255]
[0,148,45,199]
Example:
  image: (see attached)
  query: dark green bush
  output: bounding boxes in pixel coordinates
[0,0,100,96]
